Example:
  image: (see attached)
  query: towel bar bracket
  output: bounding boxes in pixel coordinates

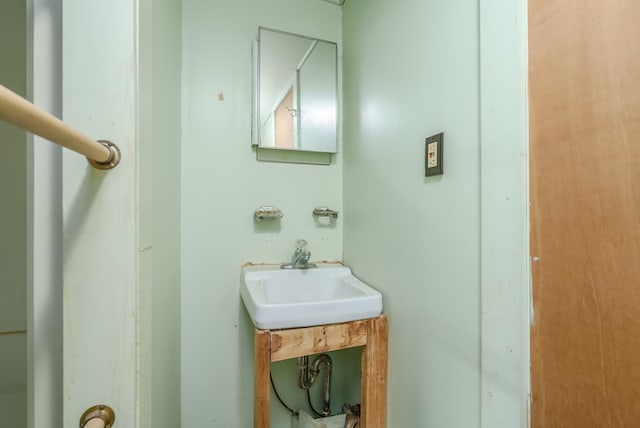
[79,404,115,428]
[87,140,121,170]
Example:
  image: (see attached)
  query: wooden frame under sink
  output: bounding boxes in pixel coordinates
[254,315,389,428]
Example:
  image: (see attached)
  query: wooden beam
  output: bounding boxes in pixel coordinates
[254,329,271,428]
[269,320,368,362]
[361,315,388,428]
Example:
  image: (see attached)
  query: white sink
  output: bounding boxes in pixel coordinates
[240,263,382,329]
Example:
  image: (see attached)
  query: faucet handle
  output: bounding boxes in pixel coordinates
[295,239,309,251]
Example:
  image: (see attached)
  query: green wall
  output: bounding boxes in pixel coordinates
[179,0,529,426]
[49,0,528,426]
[342,0,529,426]
[0,1,27,426]
[139,0,183,426]
[180,1,345,427]
[343,0,481,425]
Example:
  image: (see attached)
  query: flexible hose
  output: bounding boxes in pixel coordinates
[270,373,296,415]
[307,389,325,418]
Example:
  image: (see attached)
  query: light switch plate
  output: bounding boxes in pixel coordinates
[425,132,444,176]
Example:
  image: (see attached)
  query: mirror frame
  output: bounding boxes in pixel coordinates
[252,27,338,155]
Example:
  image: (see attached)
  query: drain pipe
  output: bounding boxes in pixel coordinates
[297,356,312,389]
[297,354,333,417]
[311,354,333,416]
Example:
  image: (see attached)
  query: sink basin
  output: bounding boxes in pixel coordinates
[240,263,382,329]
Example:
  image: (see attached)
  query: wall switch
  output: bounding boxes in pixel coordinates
[425,132,444,176]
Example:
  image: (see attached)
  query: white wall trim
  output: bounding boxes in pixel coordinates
[26,0,63,427]
[62,0,140,426]
[479,0,531,426]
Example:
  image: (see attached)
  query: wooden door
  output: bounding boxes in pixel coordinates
[529,0,640,426]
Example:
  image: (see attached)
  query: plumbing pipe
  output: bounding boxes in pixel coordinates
[311,354,333,416]
[297,354,333,417]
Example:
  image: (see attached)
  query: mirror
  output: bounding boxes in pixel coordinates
[255,27,338,153]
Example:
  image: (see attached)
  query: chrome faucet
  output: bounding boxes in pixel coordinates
[281,239,316,269]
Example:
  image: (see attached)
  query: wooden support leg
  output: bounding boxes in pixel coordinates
[361,315,389,428]
[254,329,271,428]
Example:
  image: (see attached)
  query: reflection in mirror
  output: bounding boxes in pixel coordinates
[257,27,338,153]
